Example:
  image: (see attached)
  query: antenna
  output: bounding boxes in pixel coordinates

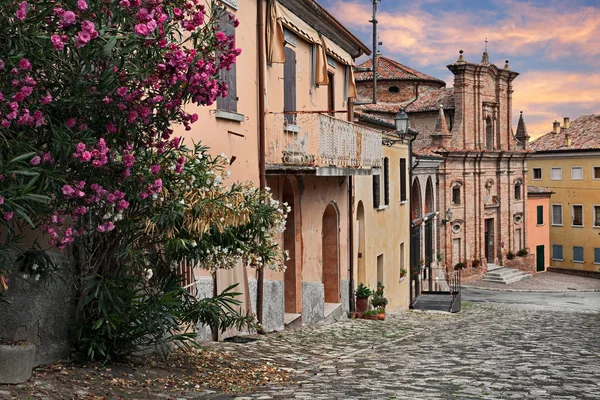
[369,0,379,104]
[485,37,488,52]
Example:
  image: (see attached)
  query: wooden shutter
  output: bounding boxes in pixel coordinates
[216,10,237,112]
[373,174,380,208]
[384,158,390,205]
[400,158,407,201]
[537,205,543,225]
[284,47,296,124]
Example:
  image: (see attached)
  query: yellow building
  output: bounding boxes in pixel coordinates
[529,115,600,274]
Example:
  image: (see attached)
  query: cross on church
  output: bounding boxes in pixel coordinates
[485,37,488,52]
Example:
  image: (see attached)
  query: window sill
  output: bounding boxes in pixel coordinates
[593,225,600,229]
[552,258,564,261]
[536,224,544,227]
[551,224,563,227]
[571,225,584,228]
[399,276,406,283]
[573,260,584,263]
[399,200,407,205]
[376,205,389,211]
[215,110,244,122]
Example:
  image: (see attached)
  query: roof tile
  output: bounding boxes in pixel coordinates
[530,114,600,152]
[405,88,454,113]
[356,56,446,85]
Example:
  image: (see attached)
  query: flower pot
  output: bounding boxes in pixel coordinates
[348,312,357,319]
[356,312,364,319]
[378,313,386,321]
[356,297,369,313]
[365,314,378,320]
[0,341,36,384]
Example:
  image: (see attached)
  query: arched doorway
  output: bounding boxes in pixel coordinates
[410,179,423,306]
[283,177,300,313]
[322,203,340,304]
[356,201,366,285]
[485,116,494,150]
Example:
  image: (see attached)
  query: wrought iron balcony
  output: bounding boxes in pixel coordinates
[266,112,382,175]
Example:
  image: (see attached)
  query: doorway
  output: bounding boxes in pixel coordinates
[283,178,299,313]
[356,201,366,285]
[536,245,545,272]
[322,204,340,303]
[485,218,495,264]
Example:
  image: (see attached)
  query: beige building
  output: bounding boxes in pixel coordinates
[529,115,600,276]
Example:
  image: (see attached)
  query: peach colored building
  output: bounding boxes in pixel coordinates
[527,186,552,272]
[186,0,380,332]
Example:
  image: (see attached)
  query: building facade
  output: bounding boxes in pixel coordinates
[526,186,553,273]
[529,115,600,275]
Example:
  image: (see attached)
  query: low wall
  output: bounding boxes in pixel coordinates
[547,267,600,280]
[505,254,536,274]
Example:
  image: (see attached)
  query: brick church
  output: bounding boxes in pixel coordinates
[354,50,529,279]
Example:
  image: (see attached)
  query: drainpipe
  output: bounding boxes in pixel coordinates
[370,0,378,104]
[348,175,355,312]
[408,129,418,308]
[256,0,266,327]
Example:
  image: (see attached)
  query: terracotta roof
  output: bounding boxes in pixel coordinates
[413,147,444,158]
[528,185,553,195]
[355,101,412,115]
[355,111,394,129]
[405,88,454,113]
[355,56,446,85]
[530,114,600,152]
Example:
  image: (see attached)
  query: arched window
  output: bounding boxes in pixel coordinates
[452,185,461,205]
[514,181,522,200]
[485,116,494,150]
[411,179,422,220]
[383,157,390,205]
[425,178,434,214]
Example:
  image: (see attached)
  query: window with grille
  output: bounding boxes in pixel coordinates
[552,204,563,226]
[572,205,583,226]
[552,245,563,260]
[573,246,584,262]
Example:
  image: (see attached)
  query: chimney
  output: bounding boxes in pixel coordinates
[552,121,560,134]
[565,133,572,146]
[563,117,570,129]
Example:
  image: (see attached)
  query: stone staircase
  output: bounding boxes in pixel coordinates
[482,267,532,284]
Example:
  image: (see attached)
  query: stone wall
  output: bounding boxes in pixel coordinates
[505,254,536,274]
[301,282,324,325]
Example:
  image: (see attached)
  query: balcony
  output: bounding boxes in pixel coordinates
[266,112,383,176]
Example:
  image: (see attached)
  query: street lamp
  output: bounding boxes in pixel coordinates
[441,208,453,225]
[382,108,412,147]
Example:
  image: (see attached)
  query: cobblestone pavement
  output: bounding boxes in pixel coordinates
[463,271,600,292]
[201,293,600,400]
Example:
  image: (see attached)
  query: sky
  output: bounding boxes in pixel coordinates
[320,0,600,139]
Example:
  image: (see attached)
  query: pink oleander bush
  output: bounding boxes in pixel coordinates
[0,0,287,360]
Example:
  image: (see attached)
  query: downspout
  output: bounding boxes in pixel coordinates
[408,130,418,307]
[370,0,378,104]
[348,175,355,312]
[256,0,266,327]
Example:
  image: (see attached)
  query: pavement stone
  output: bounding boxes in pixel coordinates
[200,296,600,400]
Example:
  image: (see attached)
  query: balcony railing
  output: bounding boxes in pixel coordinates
[266,112,382,172]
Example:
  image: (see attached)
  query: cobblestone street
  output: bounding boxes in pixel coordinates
[204,289,600,400]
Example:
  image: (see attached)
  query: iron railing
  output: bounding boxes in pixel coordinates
[266,112,383,169]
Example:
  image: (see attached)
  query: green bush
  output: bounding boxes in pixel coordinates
[355,283,371,299]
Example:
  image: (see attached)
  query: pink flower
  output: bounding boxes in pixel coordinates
[75,30,91,48]
[134,23,149,37]
[15,2,28,20]
[106,122,117,133]
[173,8,183,18]
[62,185,75,197]
[119,0,130,7]
[66,118,76,128]
[61,11,76,26]
[0,196,4,205]
[4,212,14,221]
[116,87,128,96]
[215,32,227,43]
[146,20,157,32]
[150,165,160,175]
[51,34,64,51]
[30,155,41,165]
[77,0,88,11]
[40,94,53,104]
[19,58,31,70]
[117,199,129,210]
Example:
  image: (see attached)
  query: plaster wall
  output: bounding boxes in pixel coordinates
[353,145,411,310]
[528,154,600,273]
[527,195,551,270]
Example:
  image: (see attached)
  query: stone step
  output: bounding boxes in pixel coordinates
[323,302,343,324]
[482,267,532,284]
[284,313,302,329]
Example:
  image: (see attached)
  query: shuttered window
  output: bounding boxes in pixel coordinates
[552,204,563,225]
[373,174,381,208]
[216,10,237,112]
[572,205,583,226]
[400,158,407,201]
[537,205,544,225]
[552,245,563,260]
[551,167,562,180]
[283,46,297,125]
[595,248,600,264]
[571,166,583,180]
[384,157,390,205]
[573,246,584,262]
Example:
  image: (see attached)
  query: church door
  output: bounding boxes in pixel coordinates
[485,218,495,264]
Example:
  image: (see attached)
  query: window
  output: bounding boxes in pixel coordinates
[485,116,494,150]
[283,46,297,125]
[383,157,390,205]
[594,205,600,227]
[532,168,542,180]
[514,181,522,200]
[388,86,400,93]
[377,254,384,286]
[552,245,563,260]
[452,185,461,205]
[552,204,563,226]
[399,158,407,202]
[536,205,544,225]
[593,167,600,180]
[572,205,583,226]
[515,228,522,251]
[551,167,562,180]
[573,246,584,262]
[327,72,335,114]
[216,10,237,113]
[399,243,405,280]
[595,248,600,264]
[372,174,381,208]
[571,166,583,180]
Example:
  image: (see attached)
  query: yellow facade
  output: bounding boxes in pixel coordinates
[354,142,411,310]
[528,152,600,273]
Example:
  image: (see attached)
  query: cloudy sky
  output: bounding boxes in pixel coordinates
[321,0,600,139]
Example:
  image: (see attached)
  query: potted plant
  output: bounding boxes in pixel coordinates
[399,268,407,279]
[471,259,481,268]
[507,251,515,260]
[371,284,388,310]
[363,310,379,320]
[348,311,357,319]
[454,262,466,271]
[517,248,529,257]
[354,283,371,313]
[376,306,386,321]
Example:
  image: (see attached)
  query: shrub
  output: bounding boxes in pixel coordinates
[355,283,371,299]
[507,251,516,260]
[517,248,529,257]
[454,262,466,270]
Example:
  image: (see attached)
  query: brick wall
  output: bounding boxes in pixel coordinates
[505,254,536,274]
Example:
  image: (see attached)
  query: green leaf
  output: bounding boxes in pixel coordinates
[7,152,36,164]
[103,36,117,56]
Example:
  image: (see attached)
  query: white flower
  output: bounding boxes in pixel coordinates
[35,274,40,281]
[145,269,153,280]
[226,170,231,177]
[152,193,158,200]
[190,240,197,248]
[22,274,29,279]
[220,152,226,158]
[32,264,39,271]
[103,213,112,219]
[179,199,185,205]
[265,186,271,192]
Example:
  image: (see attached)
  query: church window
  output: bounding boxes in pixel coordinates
[452,185,461,205]
[514,181,522,200]
[388,86,400,93]
[485,116,494,150]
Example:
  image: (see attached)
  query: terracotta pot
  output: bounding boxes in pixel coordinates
[365,314,378,320]
[378,313,386,321]
[348,312,357,319]
[356,312,364,319]
[356,297,369,312]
